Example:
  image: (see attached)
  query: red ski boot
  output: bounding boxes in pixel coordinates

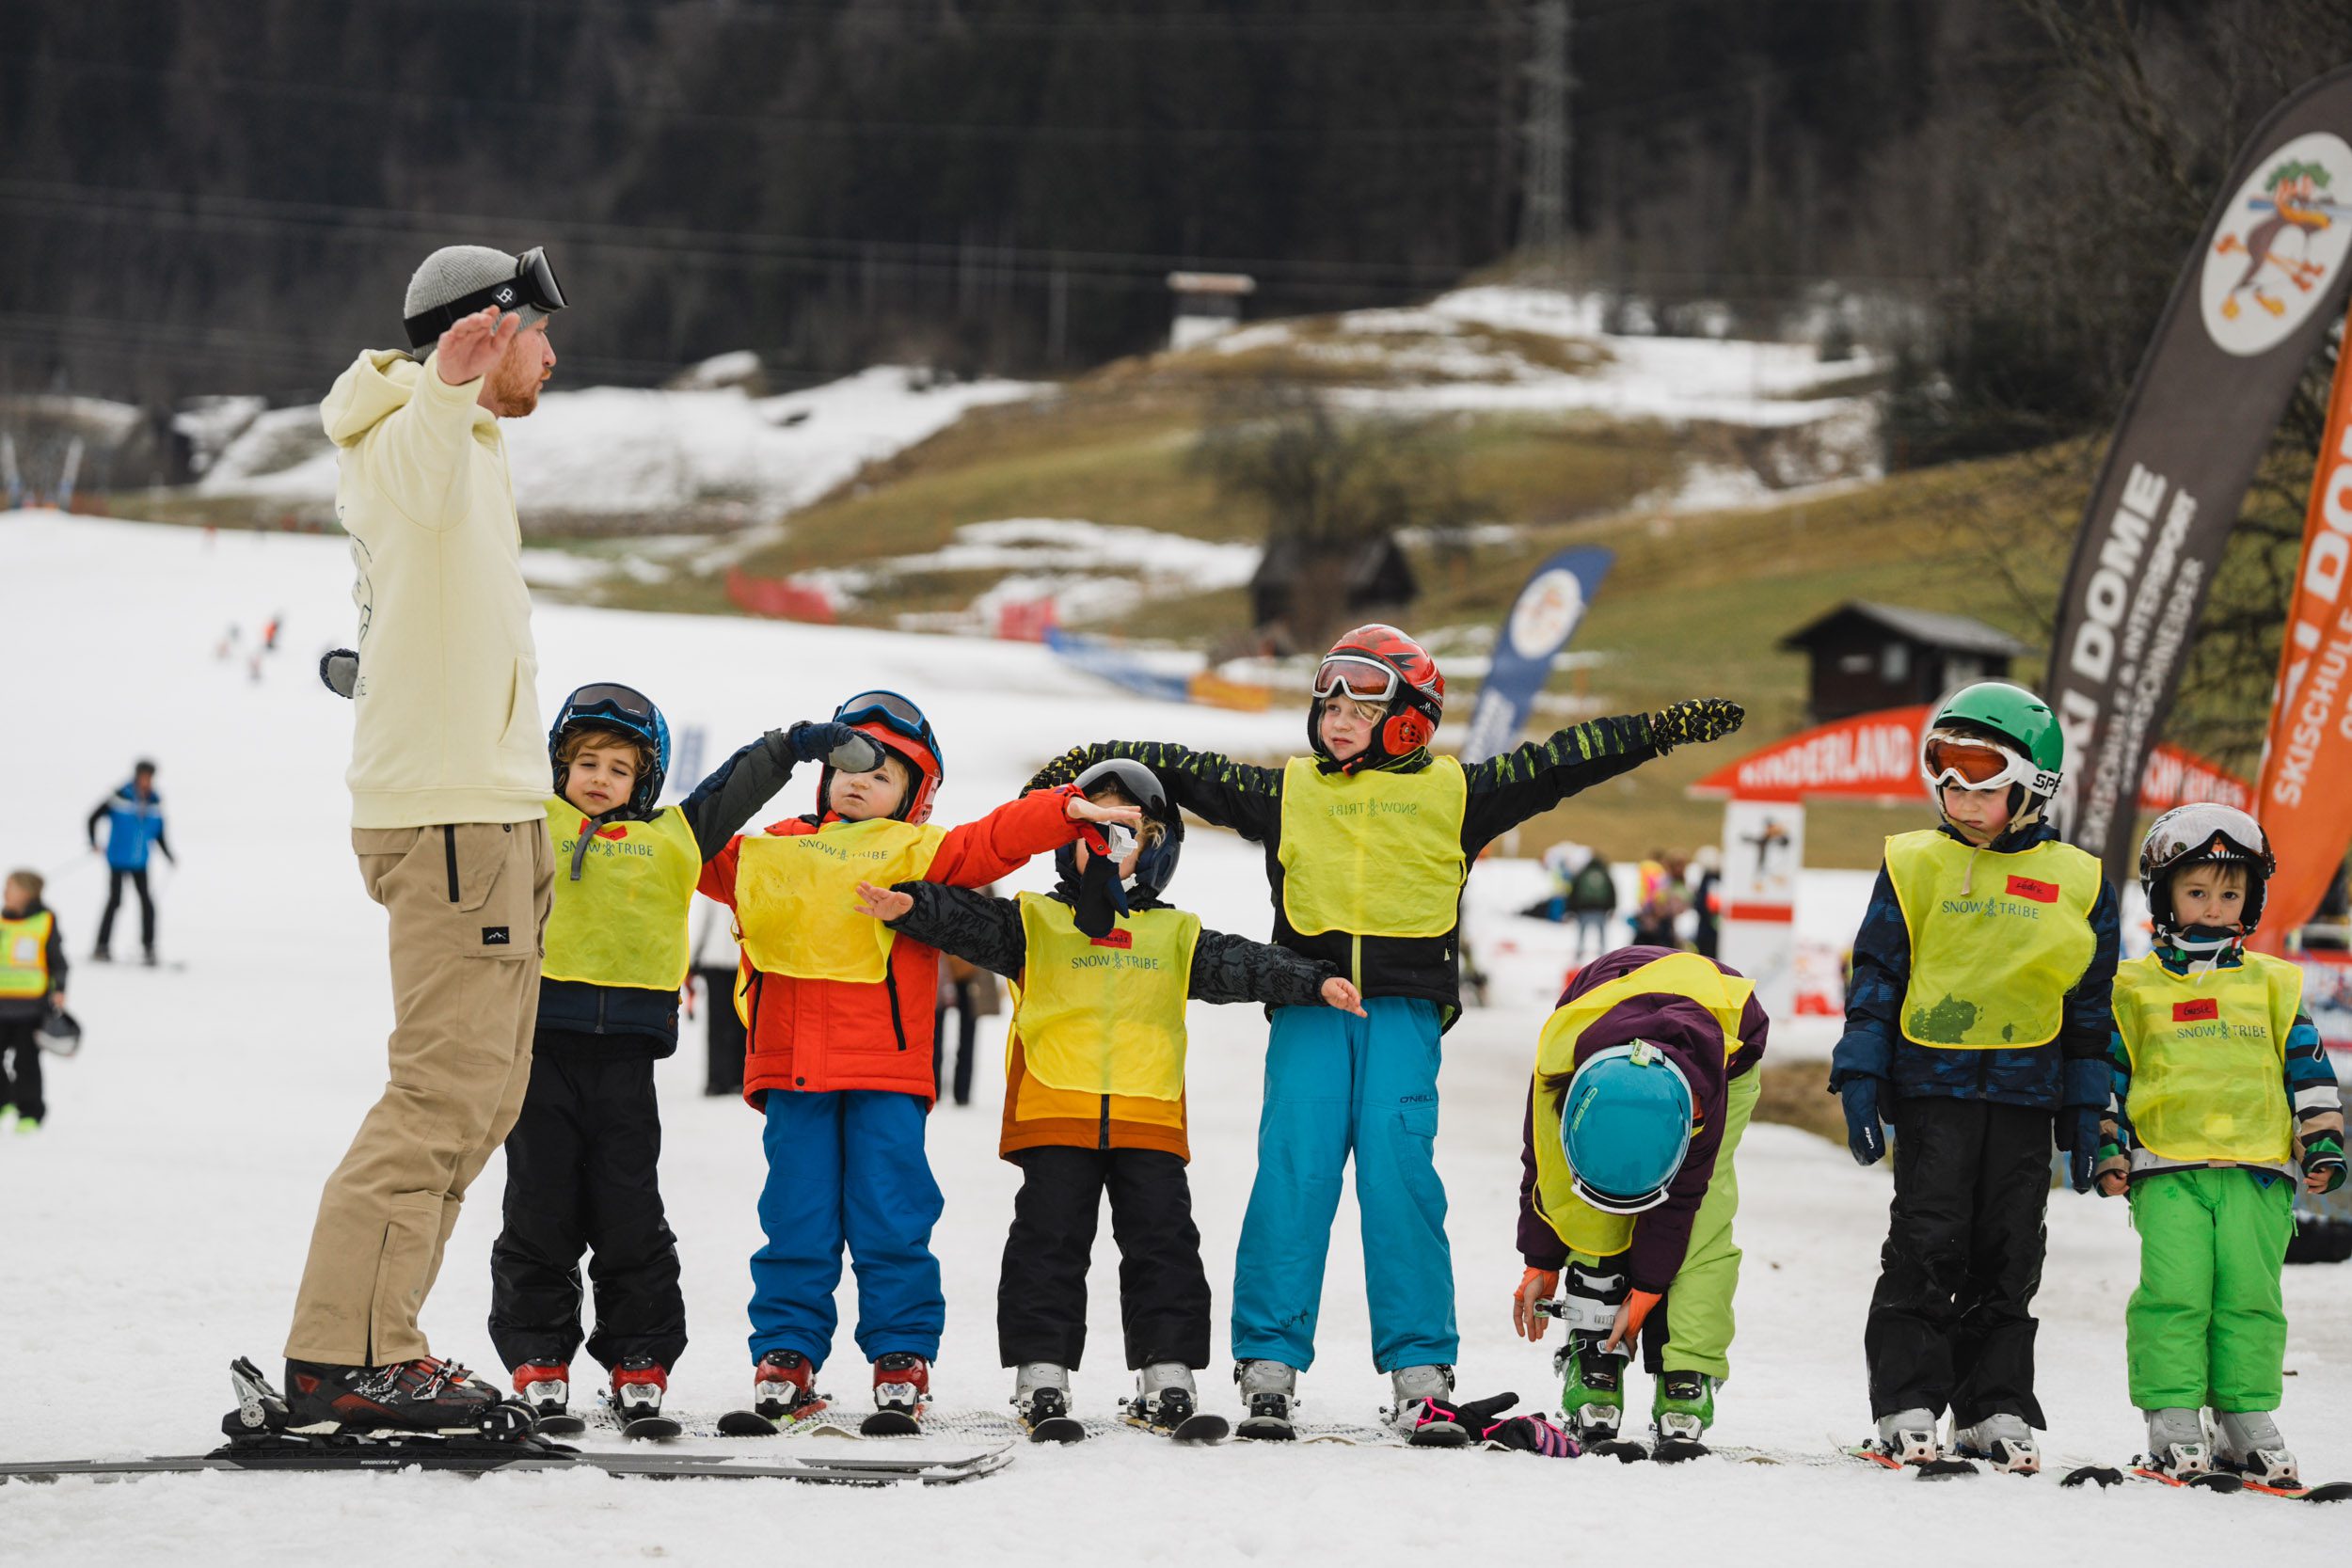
[752,1349,821,1422]
[610,1357,679,1437]
[866,1353,931,1435]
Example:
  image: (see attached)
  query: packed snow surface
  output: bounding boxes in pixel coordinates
[6,510,2340,1564]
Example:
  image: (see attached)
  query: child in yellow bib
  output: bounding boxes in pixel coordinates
[0,868,69,1133]
[2092,805,2344,1486]
[694,690,1139,1429]
[1027,623,1745,1435]
[1826,682,2120,1475]
[857,758,1359,1436]
[491,683,807,1430]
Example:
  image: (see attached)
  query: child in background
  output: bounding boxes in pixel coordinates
[492,683,810,1429]
[1028,625,1741,1434]
[856,758,1363,1437]
[698,691,1139,1430]
[0,870,68,1132]
[2096,805,2344,1484]
[1828,682,2119,1474]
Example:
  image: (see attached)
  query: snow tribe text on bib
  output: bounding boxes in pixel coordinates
[2116,951,2300,1166]
[1883,830,2100,1050]
[540,800,703,991]
[0,910,53,999]
[1009,895,1200,1101]
[1529,950,1751,1259]
[1276,755,1468,939]
[735,818,947,982]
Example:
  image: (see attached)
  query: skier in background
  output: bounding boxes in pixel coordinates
[86,759,171,964]
[0,869,69,1133]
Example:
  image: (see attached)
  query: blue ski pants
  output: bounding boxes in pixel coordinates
[1232,997,1458,1371]
[749,1088,944,1371]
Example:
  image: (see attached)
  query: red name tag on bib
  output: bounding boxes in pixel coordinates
[2172,998,2219,1022]
[1091,929,1133,950]
[2006,876,2059,904]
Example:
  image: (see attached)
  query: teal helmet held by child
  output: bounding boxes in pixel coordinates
[1561,1041,1696,1215]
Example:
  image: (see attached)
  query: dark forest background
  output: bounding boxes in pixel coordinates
[1,0,2346,453]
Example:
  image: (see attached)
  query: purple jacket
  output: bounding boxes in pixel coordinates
[1517,945,1768,1291]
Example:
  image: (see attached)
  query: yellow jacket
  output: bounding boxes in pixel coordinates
[323,349,545,830]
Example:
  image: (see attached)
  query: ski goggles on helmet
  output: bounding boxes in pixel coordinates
[403,246,567,348]
[558,683,659,741]
[1311,655,1403,705]
[2140,801,2274,878]
[834,689,944,764]
[1920,727,2045,794]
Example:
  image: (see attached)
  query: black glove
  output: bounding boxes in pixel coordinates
[787,721,873,768]
[2058,1106,2102,1195]
[1027,745,1094,794]
[1840,1075,1888,1166]
[1071,832,1131,939]
[1649,698,1743,752]
[319,648,358,699]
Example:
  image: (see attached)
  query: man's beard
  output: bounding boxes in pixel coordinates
[489,363,544,417]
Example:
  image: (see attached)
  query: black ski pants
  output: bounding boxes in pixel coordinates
[489,1052,686,1374]
[96,867,153,953]
[0,1017,43,1122]
[932,978,981,1107]
[998,1145,1211,1370]
[1865,1095,2054,1428]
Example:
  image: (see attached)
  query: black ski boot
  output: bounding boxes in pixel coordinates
[283,1356,532,1439]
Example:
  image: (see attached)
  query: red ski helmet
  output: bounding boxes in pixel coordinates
[824,689,945,824]
[1311,624,1444,769]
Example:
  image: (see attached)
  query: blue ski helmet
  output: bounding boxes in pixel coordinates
[549,682,670,814]
[1054,757,1183,895]
[1560,1041,1695,1214]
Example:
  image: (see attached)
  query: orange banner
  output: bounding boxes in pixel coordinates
[2252,295,2352,953]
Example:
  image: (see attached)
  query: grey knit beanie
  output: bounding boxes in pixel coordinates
[404,245,548,346]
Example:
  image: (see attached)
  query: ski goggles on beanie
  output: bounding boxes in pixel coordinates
[1561,1041,1695,1215]
[403,246,567,349]
[1920,728,2054,797]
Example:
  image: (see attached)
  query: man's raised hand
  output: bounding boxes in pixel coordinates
[436,306,517,386]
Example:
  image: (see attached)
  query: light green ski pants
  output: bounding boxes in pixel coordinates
[2125,1166,2294,1412]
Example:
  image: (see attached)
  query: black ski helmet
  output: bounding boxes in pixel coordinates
[1054,757,1184,895]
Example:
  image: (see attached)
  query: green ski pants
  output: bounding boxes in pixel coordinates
[1574,1067,1760,1382]
[2125,1166,2294,1413]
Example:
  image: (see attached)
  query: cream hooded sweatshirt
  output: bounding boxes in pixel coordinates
[323,350,545,830]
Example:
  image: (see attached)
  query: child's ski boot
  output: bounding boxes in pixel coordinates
[513,1362,579,1434]
[1650,1370,1714,1460]
[610,1358,679,1438]
[1013,1362,1084,1443]
[752,1349,820,1421]
[2211,1410,2297,1485]
[1127,1362,1228,1441]
[1951,1413,2040,1475]
[1387,1364,1463,1447]
[866,1353,930,1435]
[1234,1359,1298,1441]
[1555,1336,1640,1458]
[1872,1407,1944,1465]
[2139,1407,2212,1478]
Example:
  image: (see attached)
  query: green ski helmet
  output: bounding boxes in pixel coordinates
[1919,682,2063,823]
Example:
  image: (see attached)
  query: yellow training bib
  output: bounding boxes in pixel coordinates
[737,818,947,982]
[1277,755,1468,939]
[541,800,704,990]
[1885,830,2100,1050]
[1011,895,1200,1102]
[1528,951,1752,1259]
[2116,951,2299,1166]
[0,911,53,1000]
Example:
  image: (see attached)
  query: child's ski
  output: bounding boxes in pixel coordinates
[1021,1415,1087,1445]
[1844,1442,1978,1479]
[2061,1461,2351,1501]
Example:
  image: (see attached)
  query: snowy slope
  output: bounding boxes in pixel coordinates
[4,510,2342,1565]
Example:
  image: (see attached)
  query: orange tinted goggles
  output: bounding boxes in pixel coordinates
[1920,730,2037,792]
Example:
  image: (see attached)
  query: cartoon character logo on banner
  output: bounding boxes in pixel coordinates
[2202,134,2352,355]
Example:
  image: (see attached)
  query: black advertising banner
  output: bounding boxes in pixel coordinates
[2045,65,2352,885]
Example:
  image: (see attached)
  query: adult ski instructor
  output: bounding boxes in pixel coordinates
[280,245,566,1433]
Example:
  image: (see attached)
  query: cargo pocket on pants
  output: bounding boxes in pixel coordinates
[442,822,534,959]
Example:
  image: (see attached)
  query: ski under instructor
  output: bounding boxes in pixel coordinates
[279,245,566,1433]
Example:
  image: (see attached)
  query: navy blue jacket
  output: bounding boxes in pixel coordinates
[534,733,795,1057]
[1827,820,2119,1112]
